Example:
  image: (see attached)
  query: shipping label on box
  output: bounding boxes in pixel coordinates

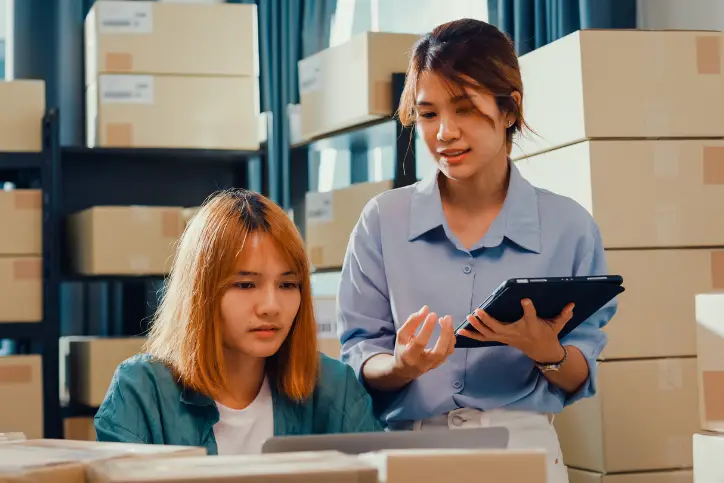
[0,257,42,323]
[313,296,341,359]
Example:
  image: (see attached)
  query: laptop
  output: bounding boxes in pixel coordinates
[262,427,510,455]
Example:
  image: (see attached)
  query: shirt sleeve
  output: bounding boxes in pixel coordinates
[337,198,396,383]
[560,223,618,406]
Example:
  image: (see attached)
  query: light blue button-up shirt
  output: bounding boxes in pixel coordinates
[337,161,618,425]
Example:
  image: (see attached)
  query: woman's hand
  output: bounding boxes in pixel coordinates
[458,299,574,363]
[392,305,456,379]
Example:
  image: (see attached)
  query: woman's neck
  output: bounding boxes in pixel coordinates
[440,153,510,214]
[215,350,266,410]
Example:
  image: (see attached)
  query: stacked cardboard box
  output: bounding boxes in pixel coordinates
[85,1,260,150]
[513,29,724,481]
[67,205,184,275]
[314,295,342,359]
[692,293,724,483]
[297,32,419,141]
[0,356,43,439]
[0,81,45,152]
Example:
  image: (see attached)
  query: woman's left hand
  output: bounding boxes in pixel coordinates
[458,299,574,363]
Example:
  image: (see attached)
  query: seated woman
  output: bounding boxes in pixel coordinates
[95,189,382,454]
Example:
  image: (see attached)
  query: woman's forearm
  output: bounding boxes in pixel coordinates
[540,345,590,394]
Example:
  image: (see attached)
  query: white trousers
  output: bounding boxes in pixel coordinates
[412,408,569,483]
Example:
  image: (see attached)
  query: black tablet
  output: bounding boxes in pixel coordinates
[454,275,625,348]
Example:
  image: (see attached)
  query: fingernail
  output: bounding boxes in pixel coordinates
[418,305,427,315]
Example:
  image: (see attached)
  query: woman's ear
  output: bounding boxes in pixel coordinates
[511,91,522,107]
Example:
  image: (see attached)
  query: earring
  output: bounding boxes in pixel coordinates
[508,120,514,128]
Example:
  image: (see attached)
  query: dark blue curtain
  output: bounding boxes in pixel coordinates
[488,0,637,56]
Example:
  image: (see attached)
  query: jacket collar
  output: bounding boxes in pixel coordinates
[408,160,541,253]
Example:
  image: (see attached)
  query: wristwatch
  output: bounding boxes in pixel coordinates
[534,346,568,373]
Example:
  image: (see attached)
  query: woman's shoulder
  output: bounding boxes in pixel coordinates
[533,186,600,236]
[110,353,179,393]
[315,354,368,400]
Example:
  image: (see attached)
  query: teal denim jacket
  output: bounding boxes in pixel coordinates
[94,353,383,454]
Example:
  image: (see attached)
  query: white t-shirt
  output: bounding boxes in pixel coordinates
[213,377,274,455]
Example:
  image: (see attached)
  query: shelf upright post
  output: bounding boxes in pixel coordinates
[40,108,63,439]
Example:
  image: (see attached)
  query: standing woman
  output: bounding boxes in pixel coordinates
[337,19,617,483]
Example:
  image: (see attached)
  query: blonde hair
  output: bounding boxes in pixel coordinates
[145,189,319,402]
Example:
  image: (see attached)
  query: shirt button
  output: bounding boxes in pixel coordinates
[453,380,462,389]
[462,265,472,274]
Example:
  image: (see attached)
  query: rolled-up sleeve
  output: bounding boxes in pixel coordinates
[337,198,396,382]
[560,223,618,406]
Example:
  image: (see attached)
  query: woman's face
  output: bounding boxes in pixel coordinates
[415,71,517,181]
[219,232,301,360]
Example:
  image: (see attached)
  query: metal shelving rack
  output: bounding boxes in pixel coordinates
[0,109,267,439]
[288,73,417,242]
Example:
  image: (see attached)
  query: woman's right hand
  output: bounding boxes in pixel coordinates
[392,305,456,380]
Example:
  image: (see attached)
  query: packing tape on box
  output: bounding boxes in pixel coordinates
[13,259,41,280]
[703,371,724,421]
[105,52,133,72]
[106,123,133,147]
[13,191,42,210]
[653,142,680,179]
[310,246,324,268]
[696,35,721,75]
[703,146,724,185]
[129,256,151,273]
[658,359,683,391]
[712,251,724,289]
[645,35,670,135]
[0,365,32,384]
[161,210,182,238]
[130,206,153,224]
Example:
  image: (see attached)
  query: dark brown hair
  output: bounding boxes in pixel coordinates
[398,18,528,149]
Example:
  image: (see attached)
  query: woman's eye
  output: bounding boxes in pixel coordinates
[235,282,254,289]
[280,282,300,290]
[418,112,436,119]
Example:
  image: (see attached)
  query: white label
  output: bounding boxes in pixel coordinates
[100,75,154,104]
[305,191,333,223]
[98,2,153,34]
[314,297,337,339]
[298,56,322,95]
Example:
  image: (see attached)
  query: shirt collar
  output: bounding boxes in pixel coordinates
[408,160,541,253]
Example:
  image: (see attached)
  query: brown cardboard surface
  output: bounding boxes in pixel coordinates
[567,468,693,483]
[298,32,418,140]
[0,257,43,322]
[693,432,724,482]
[361,449,547,483]
[0,356,43,439]
[703,146,724,185]
[512,30,724,159]
[63,336,146,407]
[516,139,724,249]
[305,180,392,270]
[0,81,45,152]
[602,249,720,360]
[0,190,42,256]
[67,206,183,275]
[85,2,258,82]
[554,358,700,473]
[695,292,724,432]
[86,75,260,150]
[64,417,97,442]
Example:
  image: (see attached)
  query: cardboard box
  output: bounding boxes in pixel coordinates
[695,292,724,433]
[305,180,392,270]
[554,358,700,473]
[567,468,693,483]
[88,452,377,483]
[86,74,260,150]
[314,296,341,359]
[298,32,418,140]
[63,337,146,407]
[515,139,724,249]
[0,257,42,322]
[359,449,547,483]
[0,356,43,439]
[0,81,45,152]
[602,249,724,360]
[0,439,205,483]
[693,432,724,483]
[68,206,183,275]
[0,190,42,256]
[64,417,96,442]
[512,30,724,159]
[85,1,258,82]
